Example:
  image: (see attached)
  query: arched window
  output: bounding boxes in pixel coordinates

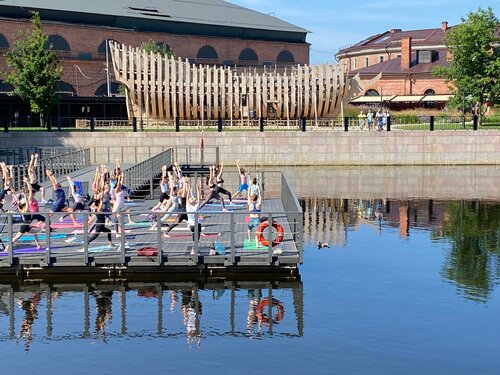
[0,33,9,48]
[97,39,118,53]
[277,50,295,63]
[365,89,380,96]
[238,48,258,62]
[424,88,436,96]
[0,80,13,94]
[95,82,121,97]
[45,35,70,51]
[56,81,76,96]
[197,45,218,59]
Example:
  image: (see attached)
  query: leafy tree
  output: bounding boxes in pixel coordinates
[4,11,62,128]
[434,7,499,125]
[139,40,175,58]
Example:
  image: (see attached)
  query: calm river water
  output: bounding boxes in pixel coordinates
[1,166,499,375]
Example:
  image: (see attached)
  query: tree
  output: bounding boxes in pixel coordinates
[139,40,175,58]
[4,12,62,128]
[434,7,499,125]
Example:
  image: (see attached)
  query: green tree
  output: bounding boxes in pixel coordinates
[4,12,62,128]
[139,40,175,58]
[434,7,499,125]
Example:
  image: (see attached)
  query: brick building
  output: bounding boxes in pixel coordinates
[336,22,453,108]
[0,0,309,120]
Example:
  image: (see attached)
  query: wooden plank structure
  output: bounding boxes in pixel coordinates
[110,42,349,121]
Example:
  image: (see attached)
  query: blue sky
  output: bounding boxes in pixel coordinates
[230,0,499,64]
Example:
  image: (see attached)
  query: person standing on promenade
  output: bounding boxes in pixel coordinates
[376,109,383,131]
[358,110,366,130]
[367,109,374,131]
[232,160,249,199]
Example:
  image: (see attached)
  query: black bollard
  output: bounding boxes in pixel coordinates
[344,116,349,132]
[300,117,306,132]
[217,116,223,132]
[259,117,264,132]
[429,116,434,131]
[90,117,95,132]
[132,117,137,132]
[386,116,391,131]
[175,117,180,132]
[473,114,478,130]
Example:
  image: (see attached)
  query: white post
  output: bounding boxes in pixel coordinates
[105,40,111,97]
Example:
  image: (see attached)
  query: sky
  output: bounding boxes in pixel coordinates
[230,0,499,64]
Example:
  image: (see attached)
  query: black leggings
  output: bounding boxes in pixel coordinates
[199,187,232,210]
[189,223,202,241]
[88,223,112,244]
[163,213,188,234]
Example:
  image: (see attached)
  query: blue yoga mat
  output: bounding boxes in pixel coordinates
[2,233,67,242]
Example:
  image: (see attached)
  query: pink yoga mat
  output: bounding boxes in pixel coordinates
[164,233,220,239]
[71,229,131,235]
[50,223,83,229]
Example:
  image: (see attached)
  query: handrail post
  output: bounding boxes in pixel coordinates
[45,213,51,266]
[119,214,126,264]
[83,212,89,265]
[267,213,273,263]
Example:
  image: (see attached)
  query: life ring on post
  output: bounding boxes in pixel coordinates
[256,220,284,247]
[256,298,284,324]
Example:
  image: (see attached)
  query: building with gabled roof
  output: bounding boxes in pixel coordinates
[0,0,309,120]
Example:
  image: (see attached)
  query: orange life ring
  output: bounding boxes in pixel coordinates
[256,298,284,324]
[256,220,284,247]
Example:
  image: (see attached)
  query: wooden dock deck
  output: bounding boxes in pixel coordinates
[0,168,302,276]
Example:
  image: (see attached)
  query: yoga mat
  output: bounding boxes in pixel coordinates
[50,222,83,229]
[124,201,138,206]
[71,229,131,235]
[0,246,46,255]
[2,233,67,242]
[243,239,267,250]
[160,226,206,232]
[164,233,220,239]
[203,203,246,209]
[125,222,151,228]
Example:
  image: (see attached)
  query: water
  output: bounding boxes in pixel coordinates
[1,167,500,375]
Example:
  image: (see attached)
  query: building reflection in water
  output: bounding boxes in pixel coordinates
[301,196,500,302]
[0,277,303,351]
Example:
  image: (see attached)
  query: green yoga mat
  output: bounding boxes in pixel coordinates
[243,239,267,250]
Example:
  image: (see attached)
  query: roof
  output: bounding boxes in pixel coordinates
[0,0,308,42]
[337,26,448,57]
[350,50,449,76]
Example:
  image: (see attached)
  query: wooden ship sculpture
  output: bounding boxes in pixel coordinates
[110,41,357,122]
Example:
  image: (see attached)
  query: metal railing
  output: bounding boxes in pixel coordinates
[9,148,91,191]
[0,173,303,270]
[0,147,80,165]
[4,114,499,132]
[122,149,173,199]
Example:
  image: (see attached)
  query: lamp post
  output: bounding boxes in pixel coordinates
[105,39,111,97]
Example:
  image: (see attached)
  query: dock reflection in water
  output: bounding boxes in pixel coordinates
[0,277,303,351]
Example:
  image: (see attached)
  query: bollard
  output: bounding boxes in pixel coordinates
[217,116,223,132]
[429,116,434,131]
[175,117,180,132]
[386,116,391,131]
[259,117,264,132]
[300,117,306,132]
[90,117,95,132]
[473,115,478,130]
[344,116,349,132]
[132,117,137,132]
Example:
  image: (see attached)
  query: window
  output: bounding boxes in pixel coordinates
[379,56,384,63]
[238,48,258,62]
[353,58,357,69]
[424,89,436,96]
[56,81,76,96]
[197,45,218,59]
[0,33,9,48]
[98,39,118,54]
[277,50,295,63]
[45,35,70,51]
[95,82,121,97]
[365,57,369,67]
[365,89,380,96]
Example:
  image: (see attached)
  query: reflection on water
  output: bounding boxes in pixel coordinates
[301,197,500,302]
[0,277,303,351]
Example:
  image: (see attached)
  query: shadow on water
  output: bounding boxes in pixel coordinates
[0,274,303,352]
[300,196,500,303]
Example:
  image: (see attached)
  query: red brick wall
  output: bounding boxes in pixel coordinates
[0,19,309,97]
[362,76,452,95]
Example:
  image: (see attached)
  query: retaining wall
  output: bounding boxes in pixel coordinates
[1,131,499,166]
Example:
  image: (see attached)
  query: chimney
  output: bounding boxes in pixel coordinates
[401,36,411,70]
[441,21,448,31]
